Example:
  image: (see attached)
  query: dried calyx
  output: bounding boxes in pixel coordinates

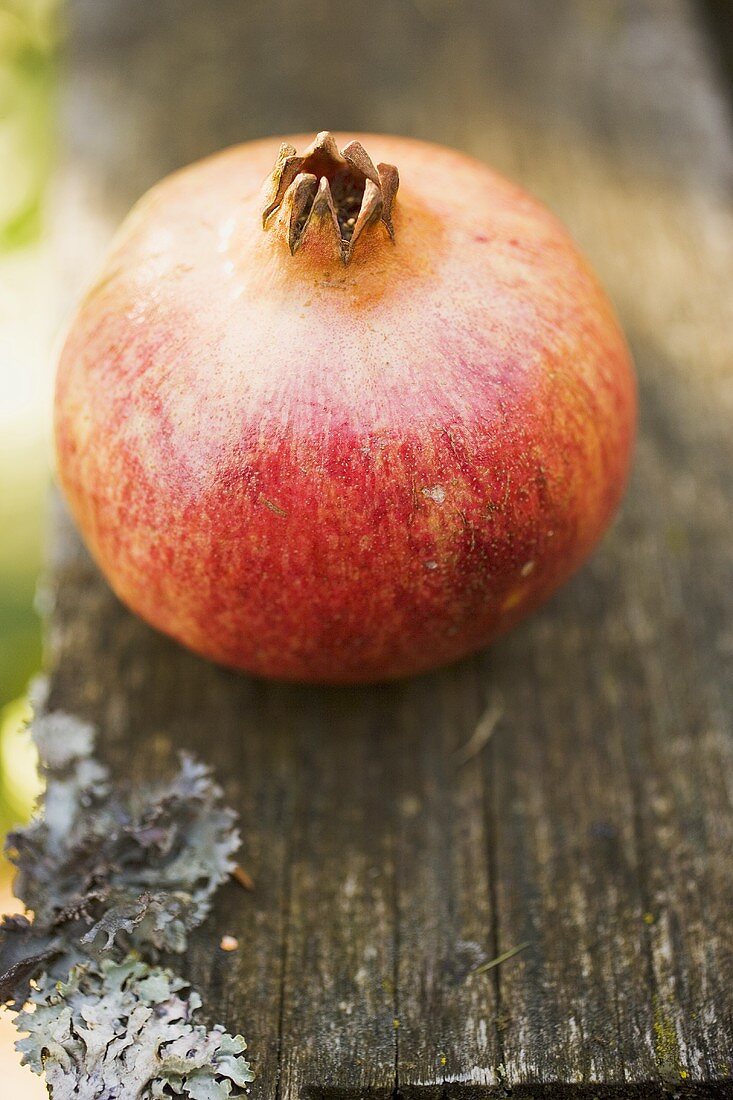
[261,131,399,264]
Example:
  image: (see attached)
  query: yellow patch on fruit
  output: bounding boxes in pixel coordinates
[502,586,528,612]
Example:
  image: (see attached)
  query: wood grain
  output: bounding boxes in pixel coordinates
[47,0,733,1094]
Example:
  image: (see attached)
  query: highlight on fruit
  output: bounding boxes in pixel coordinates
[54,130,636,683]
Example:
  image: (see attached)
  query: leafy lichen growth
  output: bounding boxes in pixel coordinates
[0,709,252,1097]
[5,711,240,967]
[16,954,253,1099]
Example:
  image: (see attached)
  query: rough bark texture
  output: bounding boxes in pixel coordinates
[47,0,733,1095]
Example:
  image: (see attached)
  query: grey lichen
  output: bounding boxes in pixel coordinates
[4,711,240,978]
[16,954,253,1099]
[1,709,252,1097]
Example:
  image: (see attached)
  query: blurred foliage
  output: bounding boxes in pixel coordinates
[1,698,41,826]
[0,462,45,725]
[0,0,57,250]
[0,0,58,844]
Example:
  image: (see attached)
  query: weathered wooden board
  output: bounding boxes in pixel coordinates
[47,0,733,1095]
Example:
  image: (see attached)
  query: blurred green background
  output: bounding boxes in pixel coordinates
[0,0,57,844]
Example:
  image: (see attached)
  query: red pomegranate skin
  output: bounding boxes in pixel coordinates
[55,133,636,682]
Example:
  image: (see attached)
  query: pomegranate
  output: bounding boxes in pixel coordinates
[55,131,636,683]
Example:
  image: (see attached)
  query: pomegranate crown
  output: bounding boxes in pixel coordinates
[261,131,399,264]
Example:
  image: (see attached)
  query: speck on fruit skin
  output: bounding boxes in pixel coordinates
[54,131,636,683]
